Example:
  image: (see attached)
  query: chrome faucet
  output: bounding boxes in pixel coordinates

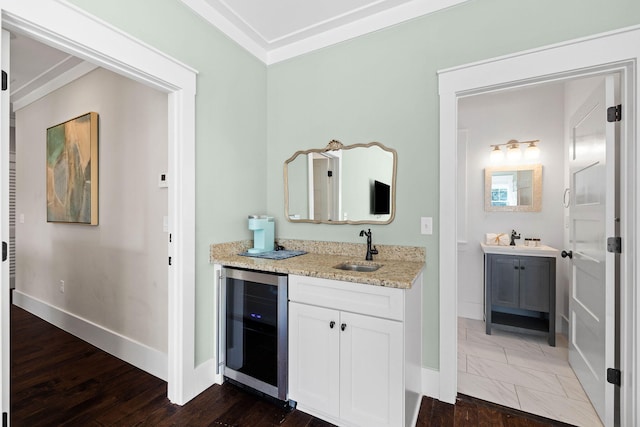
[510,230,521,246]
[359,229,379,261]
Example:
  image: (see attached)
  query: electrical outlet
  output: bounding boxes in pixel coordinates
[59,280,65,293]
[421,217,433,235]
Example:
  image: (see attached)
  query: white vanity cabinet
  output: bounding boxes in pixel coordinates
[288,273,422,427]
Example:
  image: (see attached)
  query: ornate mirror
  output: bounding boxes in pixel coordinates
[284,140,397,224]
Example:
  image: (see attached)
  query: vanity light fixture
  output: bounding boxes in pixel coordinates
[525,140,541,159]
[489,139,540,162]
[506,141,522,161]
[489,145,504,162]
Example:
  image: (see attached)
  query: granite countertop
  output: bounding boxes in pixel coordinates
[210,239,425,289]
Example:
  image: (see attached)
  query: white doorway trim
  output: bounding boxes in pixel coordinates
[438,25,639,426]
[0,0,202,405]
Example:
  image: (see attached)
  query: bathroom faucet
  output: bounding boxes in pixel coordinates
[359,229,379,261]
[510,230,521,246]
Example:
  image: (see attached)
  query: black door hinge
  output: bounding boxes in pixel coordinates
[168,256,172,266]
[607,237,622,254]
[607,104,622,122]
[1,70,6,91]
[2,241,6,261]
[607,368,621,386]
[327,170,333,177]
[169,233,172,243]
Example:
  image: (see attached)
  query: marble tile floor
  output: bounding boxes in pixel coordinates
[457,317,603,427]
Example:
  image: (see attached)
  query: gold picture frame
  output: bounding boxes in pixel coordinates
[46,112,99,225]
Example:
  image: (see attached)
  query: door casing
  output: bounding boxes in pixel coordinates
[0,0,202,406]
[438,25,639,427]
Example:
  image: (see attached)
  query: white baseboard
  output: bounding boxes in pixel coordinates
[457,302,483,320]
[192,358,219,395]
[421,367,440,399]
[13,290,168,381]
[560,314,569,335]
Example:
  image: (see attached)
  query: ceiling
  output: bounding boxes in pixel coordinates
[8,0,466,111]
[9,33,90,112]
[182,0,467,63]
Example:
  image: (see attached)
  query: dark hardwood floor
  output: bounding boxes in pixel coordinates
[10,302,573,426]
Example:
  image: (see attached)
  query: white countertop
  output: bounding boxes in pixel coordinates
[480,242,559,257]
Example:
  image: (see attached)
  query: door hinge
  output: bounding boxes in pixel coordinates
[607,368,621,386]
[2,241,6,261]
[607,237,622,254]
[327,170,333,177]
[169,233,172,243]
[1,70,6,91]
[607,104,622,122]
[168,256,172,266]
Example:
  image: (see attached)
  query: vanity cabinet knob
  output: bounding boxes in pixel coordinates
[341,323,347,331]
[329,321,335,329]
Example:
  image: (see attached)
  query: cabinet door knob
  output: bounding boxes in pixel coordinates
[341,323,347,331]
[520,266,525,270]
[561,250,573,259]
[329,321,335,329]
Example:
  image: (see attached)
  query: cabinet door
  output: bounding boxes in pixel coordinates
[288,302,340,418]
[490,255,520,308]
[519,257,550,312]
[339,311,403,427]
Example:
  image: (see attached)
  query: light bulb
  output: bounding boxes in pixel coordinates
[525,141,540,159]
[506,143,522,161]
[489,146,504,162]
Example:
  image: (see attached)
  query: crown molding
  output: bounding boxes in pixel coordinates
[181,0,468,65]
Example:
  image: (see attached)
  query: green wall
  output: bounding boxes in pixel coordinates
[69,0,640,370]
[265,0,640,368]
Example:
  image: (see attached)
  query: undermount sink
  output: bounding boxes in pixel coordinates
[334,262,383,272]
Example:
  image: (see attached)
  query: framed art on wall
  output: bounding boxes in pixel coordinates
[46,112,99,225]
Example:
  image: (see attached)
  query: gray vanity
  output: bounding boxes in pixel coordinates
[481,243,558,346]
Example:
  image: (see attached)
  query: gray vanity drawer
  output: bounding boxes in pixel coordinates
[289,274,404,321]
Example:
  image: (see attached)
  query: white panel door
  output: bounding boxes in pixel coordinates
[0,29,10,426]
[339,311,403,427]
[568,76,616,426]
[288,302,340,418]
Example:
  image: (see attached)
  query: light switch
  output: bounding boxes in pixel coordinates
[158,173,168,188]
[421,217,433,235]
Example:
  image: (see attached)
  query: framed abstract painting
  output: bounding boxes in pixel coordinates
[46,112,99,225]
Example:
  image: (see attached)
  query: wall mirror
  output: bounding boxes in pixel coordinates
[485,164,542,212]
[284,140,397,224]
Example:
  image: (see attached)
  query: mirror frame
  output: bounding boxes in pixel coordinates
[284,140,397,224]
[484,164,542,212]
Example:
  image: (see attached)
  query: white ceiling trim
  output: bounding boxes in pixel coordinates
[12,61,98,111]
[217,0,394,45]
[182,0,468,65]
[268,0,467,63]
[181,0,268,63]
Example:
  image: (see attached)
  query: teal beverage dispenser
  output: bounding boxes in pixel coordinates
[247,215,275,254]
